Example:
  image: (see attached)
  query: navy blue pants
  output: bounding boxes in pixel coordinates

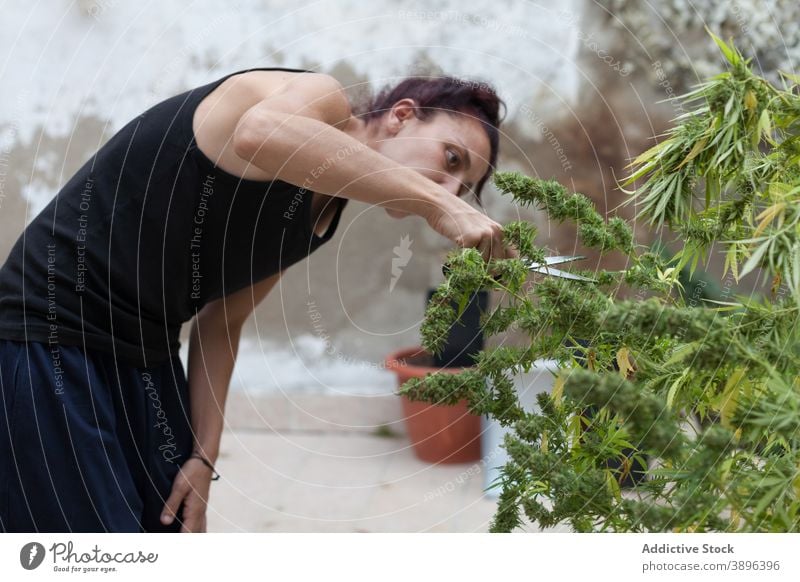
[0,338,193,532]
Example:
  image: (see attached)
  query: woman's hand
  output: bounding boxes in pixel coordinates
[425,195,519,263]
[160,457,213,532]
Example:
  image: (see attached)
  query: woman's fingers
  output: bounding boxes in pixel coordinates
[456,221,502,261]
[491,224,506,261]
[426,196,517,265]
[161,460,211,529]
[476,222,507,263]
[165,459,212,532]
[506,243,520,260]
[161,473,188,526]
[180,493,207,533]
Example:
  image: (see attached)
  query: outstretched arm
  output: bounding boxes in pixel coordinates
[231,73,514,262]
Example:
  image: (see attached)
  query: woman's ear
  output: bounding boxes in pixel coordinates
[386,98,418,136]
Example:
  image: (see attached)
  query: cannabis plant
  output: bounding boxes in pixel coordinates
[399,33,800,532]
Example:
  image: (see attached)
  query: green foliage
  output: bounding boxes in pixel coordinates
[493,174,635,254]
[399,33,800,532]
[621,31,800,301]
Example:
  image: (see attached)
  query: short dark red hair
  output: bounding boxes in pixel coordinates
[363,76,505,203]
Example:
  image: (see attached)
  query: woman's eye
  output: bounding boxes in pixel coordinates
[446,149,460,167]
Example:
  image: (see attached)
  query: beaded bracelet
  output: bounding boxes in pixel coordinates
[190,452,221,481]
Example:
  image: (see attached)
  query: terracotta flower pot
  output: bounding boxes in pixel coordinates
[385,346,482,464]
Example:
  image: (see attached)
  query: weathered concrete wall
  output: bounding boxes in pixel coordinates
[2,1,775,392]
[0,1,583,392]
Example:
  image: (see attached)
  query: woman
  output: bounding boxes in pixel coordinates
[0,66,515,532]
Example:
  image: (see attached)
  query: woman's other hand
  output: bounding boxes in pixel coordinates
[160,457,214,532]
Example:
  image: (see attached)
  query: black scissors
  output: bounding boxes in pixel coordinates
[442,254,597,283]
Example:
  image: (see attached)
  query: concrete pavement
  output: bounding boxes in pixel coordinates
[206,391,565,532]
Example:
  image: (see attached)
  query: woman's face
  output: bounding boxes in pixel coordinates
[372,99,492,218]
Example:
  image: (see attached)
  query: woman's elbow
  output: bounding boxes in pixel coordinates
[232,108,278,162]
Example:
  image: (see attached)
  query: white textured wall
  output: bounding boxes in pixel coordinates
[2,1,580,138]
[0,0,583,393]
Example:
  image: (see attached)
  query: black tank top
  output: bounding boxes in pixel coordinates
[0,66,348,367]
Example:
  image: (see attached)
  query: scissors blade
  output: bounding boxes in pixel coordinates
[529,264,598,283]
[525,255,588,270]
[542,255,587,267]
